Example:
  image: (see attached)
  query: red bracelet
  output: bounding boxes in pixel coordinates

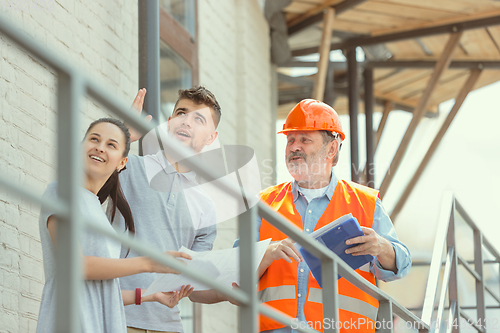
[135,288,141,305]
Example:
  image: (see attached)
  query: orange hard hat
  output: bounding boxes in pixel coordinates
[278,99,345,141]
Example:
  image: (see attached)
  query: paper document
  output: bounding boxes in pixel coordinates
[144,239,271,296]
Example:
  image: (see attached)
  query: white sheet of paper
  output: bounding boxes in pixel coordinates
[143,238,271,296]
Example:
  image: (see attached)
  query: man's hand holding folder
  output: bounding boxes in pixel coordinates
[346,226,397,274]
[257,214,398,283]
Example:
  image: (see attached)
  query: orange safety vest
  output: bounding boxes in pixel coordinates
[258,180,379,332]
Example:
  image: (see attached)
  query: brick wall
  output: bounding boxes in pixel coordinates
[0,1,139,331]
[0,0,273,332]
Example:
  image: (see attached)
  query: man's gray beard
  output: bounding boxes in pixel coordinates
[287,160,329,177]
[287,145,329,178]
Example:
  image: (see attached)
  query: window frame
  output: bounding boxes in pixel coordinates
[159,1,199,86]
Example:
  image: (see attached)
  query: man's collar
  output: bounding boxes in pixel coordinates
[157,151,197,181]
[291,169,338,202]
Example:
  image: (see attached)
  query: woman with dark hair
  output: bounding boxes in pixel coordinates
[36,118,193,333]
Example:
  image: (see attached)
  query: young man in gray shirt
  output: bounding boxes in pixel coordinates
[117,86,222,333]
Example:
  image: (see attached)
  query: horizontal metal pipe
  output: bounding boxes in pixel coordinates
[84,218,250,306]
[86,84,251,203]
[258,304,320,333]
[481,237,500,263]
[409,305,500,312]
[455,200,500,263]
[455,200,482,231]
[258,200,430,320]
[457,254,482,282]
[485,285,500,305]
[459,310,486,333]
[412,259,499,266]
[392,302,430,331]
[0,174,68,217]
[0,13,74,74]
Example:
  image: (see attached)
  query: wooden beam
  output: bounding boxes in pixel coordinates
[278,85,436,116]
[291,14,500,56]
[375,101,392,151]
[288,0,367,36]
[280,60,346,69]
[281,60,500,69]
[287,0,339,28]
[277,73,313,87]
[390,69,482,221]
[313,8,335,101]
[371,9,500,37]
[379,32,462,198]
[366,60,500,69]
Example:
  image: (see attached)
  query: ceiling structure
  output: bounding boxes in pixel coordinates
[272,0,500,218]
[277,0,500,118]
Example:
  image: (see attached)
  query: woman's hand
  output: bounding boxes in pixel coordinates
[152,285,194,308]
[147,251,192,274]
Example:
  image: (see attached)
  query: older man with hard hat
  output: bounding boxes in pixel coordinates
[256,99,411,333]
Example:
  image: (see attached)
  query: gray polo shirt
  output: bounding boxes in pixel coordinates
[116,152,217,332]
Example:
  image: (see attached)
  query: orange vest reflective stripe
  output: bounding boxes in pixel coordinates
[258,180,379,332]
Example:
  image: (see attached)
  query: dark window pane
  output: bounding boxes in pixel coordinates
[160,40,193,123]
[160,0,195,37]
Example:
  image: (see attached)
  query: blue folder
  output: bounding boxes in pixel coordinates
[298,214,374,286]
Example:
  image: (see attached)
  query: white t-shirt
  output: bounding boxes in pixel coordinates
[37,182,126,333]
[296,184,328,204]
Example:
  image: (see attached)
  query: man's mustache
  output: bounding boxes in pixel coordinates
[287,152,307,163]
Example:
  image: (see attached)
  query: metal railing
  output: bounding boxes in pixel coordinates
[416,192,500,333]
[0,12,434,333]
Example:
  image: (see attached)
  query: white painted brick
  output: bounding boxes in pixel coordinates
[0,244,14,268]
[14,68,35,96]
[18,210,39,239]
[19,315,30,333]
[36,124,56,146]
[20,274,30,294]
[2,269,20,290]
[27,5,54,32]
[20,256,40,281]
[19,294,39,316]
[30,279,44,298]
[22,174,45,196]
[17,130,45,161]
[0,199,20,228]
[2,290,19,312]
[28,316,38,333]
[0,224,20,249]
[21,92,46,124]
[0,309,19,332]
[19,234,31,255]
